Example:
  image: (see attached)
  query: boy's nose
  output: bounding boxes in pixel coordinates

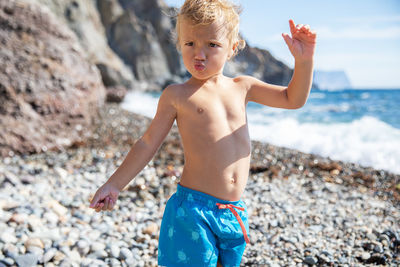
[194,48,206,60]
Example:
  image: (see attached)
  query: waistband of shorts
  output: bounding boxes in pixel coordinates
[176,183,243,207]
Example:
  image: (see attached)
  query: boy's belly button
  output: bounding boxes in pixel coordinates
[230,177,236,184]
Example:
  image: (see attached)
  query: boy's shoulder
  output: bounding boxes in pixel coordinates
[161,82,186,99]
[232,75,257,91]
[159,82,187,109]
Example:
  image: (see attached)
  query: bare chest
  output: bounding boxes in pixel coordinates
[177,88,247,130]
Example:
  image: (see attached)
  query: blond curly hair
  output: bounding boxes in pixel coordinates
[175,0,246,58]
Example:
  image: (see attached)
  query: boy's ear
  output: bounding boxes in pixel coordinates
[228,41,238,60]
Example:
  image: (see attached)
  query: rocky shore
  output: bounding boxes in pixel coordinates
[0,104,399,267]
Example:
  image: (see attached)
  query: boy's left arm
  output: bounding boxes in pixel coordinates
[245,20,317,109]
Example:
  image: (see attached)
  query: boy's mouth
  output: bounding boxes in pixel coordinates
[194,63,205,71]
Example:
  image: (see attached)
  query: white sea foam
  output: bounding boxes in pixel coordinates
[248,116,400,174]
[308,92,326,99]
[361,92,370,99]
[121,91,158,118]
[122,91,400,174]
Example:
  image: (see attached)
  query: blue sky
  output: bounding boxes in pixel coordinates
[164,0,400,89]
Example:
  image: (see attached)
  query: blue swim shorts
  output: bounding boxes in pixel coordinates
[158,183,250,267]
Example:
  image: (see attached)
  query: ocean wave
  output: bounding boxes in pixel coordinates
[248,116,400,174]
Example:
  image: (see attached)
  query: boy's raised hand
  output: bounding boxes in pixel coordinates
[282,19,317,62]
[89,183,120,212]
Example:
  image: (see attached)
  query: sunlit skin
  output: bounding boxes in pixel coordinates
[89,19,316,213]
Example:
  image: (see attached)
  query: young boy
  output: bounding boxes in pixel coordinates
[89,0,316,266]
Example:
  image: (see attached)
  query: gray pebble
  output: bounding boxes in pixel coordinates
[42,248,57,263]
[109,244,120,258]
[87,250,108,259]
[91,242,106,252]
[1,257,14,266]
[361,251,371,260]
[303,255,318,265]
[0,233,17,244]
[15,253,38,267]
[76,240,90,256]
[107,257,121,266]
[119,247,133,260]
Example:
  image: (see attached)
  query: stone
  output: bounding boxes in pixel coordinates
[105,85,127,103]
[15,253,38,267]
[361,252,371,261]
[25,246,44,258]
[110,244,120,258]
[90,242,106,252]
[1,258,14,266]
[0,232,17,244]
[9,213,28,224]
[47,200,68,217]
[142,222,158,236]
[3,243,19,259]
[76,240,90,256]
[42,248,57,263]
[24,238,44,249]
[303,255,318,265]
[52,251,66,263]
[119,247,133,260]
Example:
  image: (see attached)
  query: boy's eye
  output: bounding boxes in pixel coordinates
[185,42,193,46]
[209,43,218,47]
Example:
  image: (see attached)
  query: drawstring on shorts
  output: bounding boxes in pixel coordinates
[216,203,250,244]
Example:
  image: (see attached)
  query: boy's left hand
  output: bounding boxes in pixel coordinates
[282,19,317,62]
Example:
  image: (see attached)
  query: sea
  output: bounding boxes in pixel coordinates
[121,88,400,175]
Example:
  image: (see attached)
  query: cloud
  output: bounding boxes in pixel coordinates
[315,25,400,40]
[337,15,400,24]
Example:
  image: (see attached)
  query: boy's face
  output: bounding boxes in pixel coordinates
[179,18,234,81]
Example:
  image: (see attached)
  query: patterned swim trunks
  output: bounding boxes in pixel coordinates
[158,183,250,267]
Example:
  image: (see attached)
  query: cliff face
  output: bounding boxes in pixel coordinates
[0,0,106,156]
[225,45,292,85]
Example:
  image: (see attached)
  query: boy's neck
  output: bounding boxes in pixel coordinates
[187,72,227,87]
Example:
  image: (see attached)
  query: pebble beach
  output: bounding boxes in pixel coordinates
[0,104,399,267]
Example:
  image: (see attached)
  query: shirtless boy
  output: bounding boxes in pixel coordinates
[89,0,317,266]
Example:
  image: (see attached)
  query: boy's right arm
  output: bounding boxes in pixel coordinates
[89,85,178,211]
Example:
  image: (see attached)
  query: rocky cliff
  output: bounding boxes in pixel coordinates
[0,0,106,156]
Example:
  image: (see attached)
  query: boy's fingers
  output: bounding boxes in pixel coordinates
[90,193,104,208]
[95,202,104,212]
[89,194,97,208]
[109,200,115,210]
[289,19,296,34]
[107,199,114,211]
[282,33,292,48]
[310,30,317,37]
[300,25,309,32]
[104,197,110,210]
